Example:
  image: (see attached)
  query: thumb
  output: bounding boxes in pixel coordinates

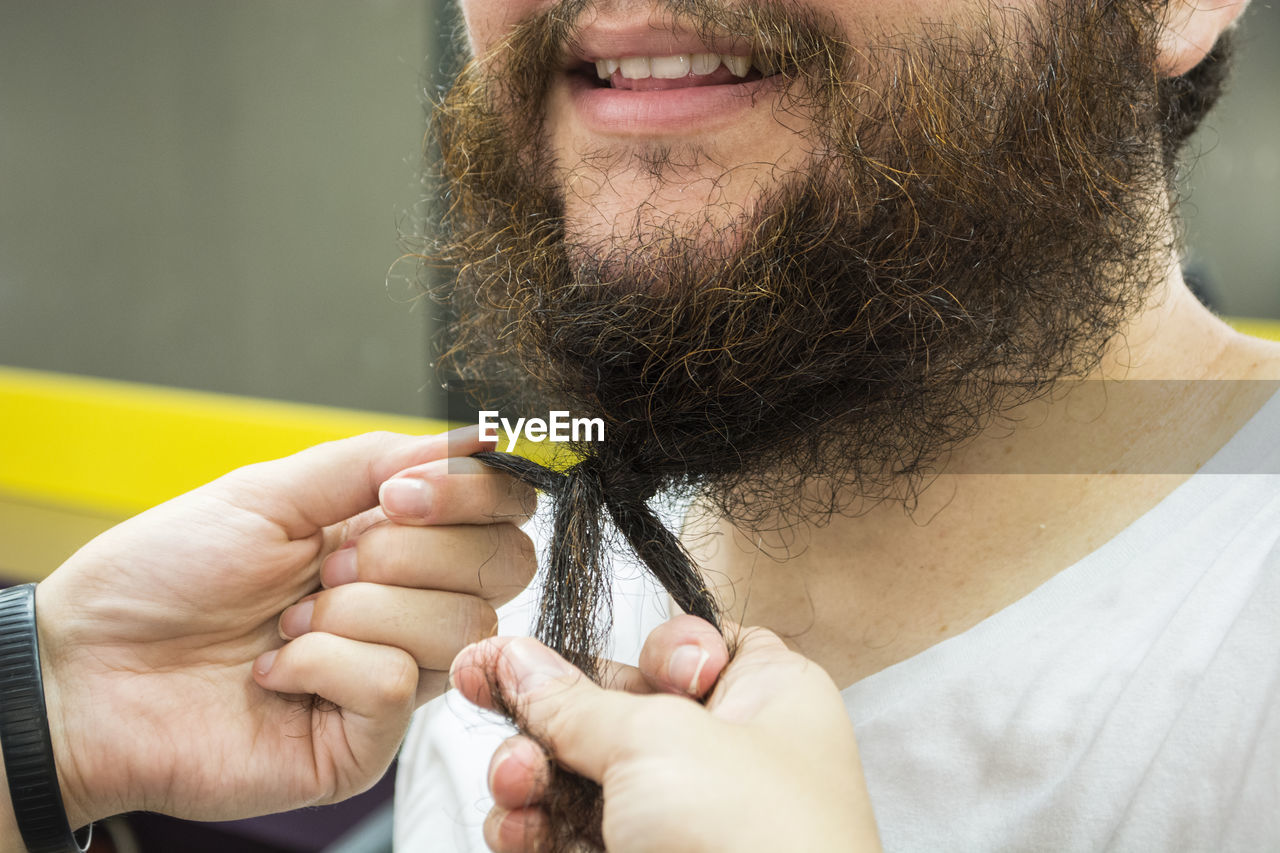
[708,626,848,733]
[209,426,493,538]
[452,637,636,783]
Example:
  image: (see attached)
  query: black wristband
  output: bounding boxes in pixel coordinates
[0,584,91,853]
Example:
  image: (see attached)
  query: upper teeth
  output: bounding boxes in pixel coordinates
[595,53,757,80]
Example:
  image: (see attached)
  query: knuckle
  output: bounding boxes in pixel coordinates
[505,478,538,518]
[481,472,535,522]
[287,630,331,669]
[468,526,533,602]
[353,523,385,562]
[539,696,580,746]
[512,527,538,576]
[354,522,410,580]
[377,651,419,706]
[329,430,395,460]
[494,523,539,584]
[454,598,499,645]
[307,589,349,634]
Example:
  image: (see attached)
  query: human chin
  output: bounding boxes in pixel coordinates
[547,86,813,256]
[555,159,755,255]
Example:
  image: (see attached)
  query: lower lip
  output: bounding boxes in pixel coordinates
[565,73,777,136]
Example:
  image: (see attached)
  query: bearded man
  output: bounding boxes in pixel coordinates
[394,0,1280,849]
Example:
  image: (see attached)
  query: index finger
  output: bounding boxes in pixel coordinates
[636,614,731,698]
[451,637,657,710]
[452,637,672,783]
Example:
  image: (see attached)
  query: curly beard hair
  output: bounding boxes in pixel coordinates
[429,0,1174,528]
[418,0,1191,847]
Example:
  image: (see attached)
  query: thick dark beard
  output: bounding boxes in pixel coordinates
[429,0,1172,528]
[423,1,1173,848]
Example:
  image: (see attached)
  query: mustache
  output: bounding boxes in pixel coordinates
[478,0,848,100]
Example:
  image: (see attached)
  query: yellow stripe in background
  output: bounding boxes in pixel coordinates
[0,365,448,517]
[1224,316,1280,343]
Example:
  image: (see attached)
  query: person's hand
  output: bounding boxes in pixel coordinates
[450,617,882,853]
[34,428,536,829]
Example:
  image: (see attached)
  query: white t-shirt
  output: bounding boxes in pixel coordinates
[395,393,1280,852]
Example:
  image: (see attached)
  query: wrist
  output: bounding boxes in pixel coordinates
[0,583,92,851]
[33,585,97,832]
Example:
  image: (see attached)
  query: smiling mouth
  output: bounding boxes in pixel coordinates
[571,52,779,92]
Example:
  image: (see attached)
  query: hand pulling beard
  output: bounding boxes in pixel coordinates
[422,0,1226,847]
[470,448,726,851]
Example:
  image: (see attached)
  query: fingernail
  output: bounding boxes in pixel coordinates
[503,638,578,694]
[487,742,513,793]
[380,476,433,518]
[279,600,314,640]
[484,808,511,847]
[446,424,484,456]
[445,424,482,440]
[449,641,482,690]
[255,649,279,676]
[322,546,358,587]
[668,645,711,697]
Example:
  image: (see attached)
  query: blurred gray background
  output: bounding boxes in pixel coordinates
[1,1,1277,418]
[0,0,448,415]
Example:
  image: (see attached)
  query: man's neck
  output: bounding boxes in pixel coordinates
[685,267,1280,687]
